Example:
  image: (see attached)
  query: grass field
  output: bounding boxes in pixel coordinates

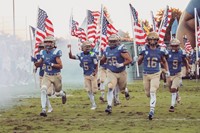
[0,79,200,133]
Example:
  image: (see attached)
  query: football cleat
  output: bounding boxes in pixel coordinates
[91,105,97,110]
[99,96,105,103]
[105,105,112,114]
[114,98,120,106]
[169,106,175,112]
[62,91,67,104]
[47,107,53,113]
[148,110,154,120]
[125,92,130,100]
[40,110,47,117]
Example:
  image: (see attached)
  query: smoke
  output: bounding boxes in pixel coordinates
[0,33,84,109]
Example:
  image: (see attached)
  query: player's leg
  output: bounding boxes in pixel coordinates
[105,71,117,113]
[113,84,120,106]
[99,67,107,102]
[46,84,54,113]
[84,76,96,110]
[54,74,66,104]
[91,75,98,109]
[118,71,129,100]
[169,73,182,112]
[40,75,51,117]
[148,72,160,120]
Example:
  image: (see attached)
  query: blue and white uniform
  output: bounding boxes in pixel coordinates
[167,50,186,75]
[76,51,97,76]
[139,45,165,74]
[41,49,62,75]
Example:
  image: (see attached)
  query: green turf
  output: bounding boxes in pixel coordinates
[0,79,200,133]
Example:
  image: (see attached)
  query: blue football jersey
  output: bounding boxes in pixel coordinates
[41,48,62,74]
[76,51,97,76]
[139,46,165,74]
[167,49,186,74]
[104,44,128,73]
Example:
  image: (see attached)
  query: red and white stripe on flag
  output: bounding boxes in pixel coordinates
[87,10,100,41]
[134,24,146,45]
[77,28,87,42]
[45,18,54,36]
[185,40,193,54]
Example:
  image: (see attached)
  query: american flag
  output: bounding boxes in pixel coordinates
[129,3,146,45]
[77,27,87,42]
[71,19,79,37]
[97,14,118,50]
[183,36,193,54]
[87,10,100,41]
[34,8,54,55]
[158,6,172,44]
[45,18,54,36]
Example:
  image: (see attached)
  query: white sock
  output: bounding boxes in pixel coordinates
[171,93,177,107]
[101,91,105,98]
[150,93,156,110]
[88,92,96,106]
[100,83,105,90]
[125,87,128,93]
[46,96,52,109]
[41,89,47,110]
[107,88,113,106]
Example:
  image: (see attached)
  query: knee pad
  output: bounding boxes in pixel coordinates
[41,85,47,93]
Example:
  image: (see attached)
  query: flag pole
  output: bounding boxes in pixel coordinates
[29,25,37,89]
[86,10,88,40]
[129,4,139,77]
[151,11,156,32]
[97,4,104,79]
[158,6,167,35]
[194,8,199,81]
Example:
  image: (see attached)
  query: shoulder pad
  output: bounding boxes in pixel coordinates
[53,49,62,57]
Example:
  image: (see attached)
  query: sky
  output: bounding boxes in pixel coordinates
[0,0,190,40]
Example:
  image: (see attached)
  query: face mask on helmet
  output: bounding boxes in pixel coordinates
[147,32,159,47]
[170,39,180,52]
[108,34,120,48]
[44,41,55,51]
[147,38,158,47]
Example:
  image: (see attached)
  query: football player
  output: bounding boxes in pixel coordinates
[167,38,189,112]
[31,43,53,113]
[34,36,66,117]
[68,40,98,110]
[100,34,132,114]
[137,32,169,120]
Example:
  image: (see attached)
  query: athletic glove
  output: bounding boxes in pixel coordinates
[44,59,53,66]
[31,56,37,63]
[115,63,124,68]
[165,71,170,77]
[133,56,138,62]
